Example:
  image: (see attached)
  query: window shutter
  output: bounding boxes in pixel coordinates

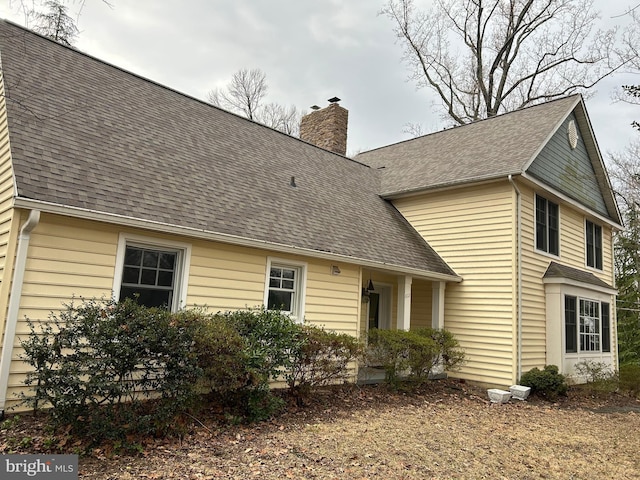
[601,302,611,353]
[565,295,577,353]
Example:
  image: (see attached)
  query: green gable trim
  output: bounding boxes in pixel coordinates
[527,113,608,217]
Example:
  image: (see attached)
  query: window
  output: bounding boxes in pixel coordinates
[564,295,610,353]
[585,220,602,269]
[264,258,306,321]
[535,195,559,256]
[113,234,191,311]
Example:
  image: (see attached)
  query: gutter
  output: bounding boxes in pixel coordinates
[508,175,523,383]
[13,197,462,283]
[0,209,40,417]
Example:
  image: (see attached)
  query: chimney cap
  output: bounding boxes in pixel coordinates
[328,97,341,103]
[310,105,320,110]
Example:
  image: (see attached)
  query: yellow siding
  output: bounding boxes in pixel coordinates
[519,183,617,372]
[394,182,517,386]
[0,74,18,360]
[410,279,432,328]
[5,213,362,408]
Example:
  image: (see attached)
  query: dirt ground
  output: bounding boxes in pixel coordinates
[2,380,640,479]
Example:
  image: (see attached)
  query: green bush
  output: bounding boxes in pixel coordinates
[519,365,568,401]
[619,363,640,397]
[284,324,364,404]
[20,298,201,443]
[189,308,301,421]
[366,328,465,387]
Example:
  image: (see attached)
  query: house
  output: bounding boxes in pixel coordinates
[0,20,620,413]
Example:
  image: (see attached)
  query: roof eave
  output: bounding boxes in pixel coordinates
[381,173,522,200]
[13,197,462,283]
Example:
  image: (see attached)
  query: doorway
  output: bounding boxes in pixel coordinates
[367,284,392,330]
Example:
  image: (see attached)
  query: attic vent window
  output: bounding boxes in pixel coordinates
[567,120,578,150]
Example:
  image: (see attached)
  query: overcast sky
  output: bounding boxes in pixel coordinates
[1,0,638,159]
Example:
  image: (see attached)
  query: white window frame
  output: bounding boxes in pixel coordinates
[112,233,192,312]
[264,257,307,323]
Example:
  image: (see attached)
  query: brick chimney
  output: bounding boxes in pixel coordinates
[299,98,348,155]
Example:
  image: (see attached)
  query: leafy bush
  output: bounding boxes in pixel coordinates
[189,308,301,421]
[366,328,465,387]
[284,324,364,404]
[619,363,640,397]
[20,298,201,443]
[519,365,568,401]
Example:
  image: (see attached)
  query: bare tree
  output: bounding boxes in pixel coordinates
[382,0,637,125]
[208,68,303,136]
[208,68,268,121]
[32,0,79,46]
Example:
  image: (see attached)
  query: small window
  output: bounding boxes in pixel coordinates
[114,234,191,311]
[264,259,306,321]
[120,246,178,309]
[586,220,603,269]
[536,195,559,256]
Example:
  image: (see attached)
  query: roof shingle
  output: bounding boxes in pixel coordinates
[0,20,456,278]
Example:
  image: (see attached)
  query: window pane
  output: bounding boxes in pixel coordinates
[268,290,292,312]
[159,252,176,270]
[124,247,142,266]
[282,279,294,290]
[536,196,547,251]
[269,278,280,288]
[122,266,140,284]
[120,286,171,309]
[548,202,559,256]
[270,267,282,278]
[157,270,174,287]
[282,268,295,280]
[141,268,157,285]
[595,225,603,270]
[601,302,611,353]
[565,295,577,353]
[143,250,159,268]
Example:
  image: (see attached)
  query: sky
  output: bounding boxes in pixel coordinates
[0,0,638,159]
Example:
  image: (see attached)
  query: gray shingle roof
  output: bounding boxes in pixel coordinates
[543,262,614,290]
[0,20,457,278]
[356,96,580,196]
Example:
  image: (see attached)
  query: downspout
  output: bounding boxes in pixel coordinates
[508,175,522,383]
[0,209,40,417]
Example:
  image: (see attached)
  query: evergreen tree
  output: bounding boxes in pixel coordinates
[615,207,640,365]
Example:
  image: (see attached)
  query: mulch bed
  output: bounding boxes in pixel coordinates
[2,379,639,479]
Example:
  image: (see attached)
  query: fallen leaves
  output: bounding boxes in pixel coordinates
[2,381,640,479]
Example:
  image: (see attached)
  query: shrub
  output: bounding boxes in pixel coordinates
[619,363,640,397]
[284,324,364,404]
[519,365,568,401]
[366,328,465,387]
[366,328,413,386]
[574,360,615,383]
[20,298,201,443]
[190,308,301,421]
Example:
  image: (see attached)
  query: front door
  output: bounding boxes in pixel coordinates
[368,285,391,330]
